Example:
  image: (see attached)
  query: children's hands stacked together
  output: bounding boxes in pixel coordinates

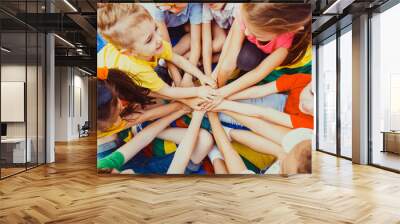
[199,75,217,88]
[188,73,225,112]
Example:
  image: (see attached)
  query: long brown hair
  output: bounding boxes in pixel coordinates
[242,3,312,66]
[97,69,154,127]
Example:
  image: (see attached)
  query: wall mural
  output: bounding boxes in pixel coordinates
[96,2,313,175]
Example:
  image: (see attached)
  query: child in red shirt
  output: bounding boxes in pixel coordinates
[211,73,314,174]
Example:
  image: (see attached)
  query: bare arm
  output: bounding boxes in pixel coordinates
[157,21,182,86]
[171,52,216,88]
[113,109,188,165]
[167,111,205,174]
[124,102,182,125]
[214,100,293,128]
[218,48,288,98]
[208,112,248,173]
[227,81,278,100]
[157,21,171,42]
[156,85,217,101]
[202,22,213,76]
[215,20,245,87]
[189,24,201,65]
[167,63,182,87]
[180,24,202,87]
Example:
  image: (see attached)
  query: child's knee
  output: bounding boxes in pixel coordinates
[237,41,266,72]
[198,129,214,149]
[212,36,225,52]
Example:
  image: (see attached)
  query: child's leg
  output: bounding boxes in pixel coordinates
[167,111,205,174]
[208,145,228,174]
[173,33,191,56]
[236,39,268,72]
[212,53,221,63]
[157,127,214,164]
[208,112,248,174]
[211,22,227,53]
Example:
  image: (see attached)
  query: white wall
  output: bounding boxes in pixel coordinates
[1,65,28,138]
[1,64,46,163]
[54,67,89,141]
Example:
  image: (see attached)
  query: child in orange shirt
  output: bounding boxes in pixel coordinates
[211,74,313,174]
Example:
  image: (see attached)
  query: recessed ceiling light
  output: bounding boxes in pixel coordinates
[1,47,11,53]
[63,0,78,12]
[54,34,75,48]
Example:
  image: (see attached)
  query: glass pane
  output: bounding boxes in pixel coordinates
[318,37,337,154]
[371,4,400,171]
[27,31,38,169]
[340,29,352,158]
[1,30,27,177]
[38,32,45,165]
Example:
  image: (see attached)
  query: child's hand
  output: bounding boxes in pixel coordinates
[211,70,218,83]
[201,95,224,111]
[199,75,217,89]
[181,98,207,111]
[197,86,219,101]
[180,104,192,114]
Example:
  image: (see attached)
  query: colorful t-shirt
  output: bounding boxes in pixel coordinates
[98,120,129,139]
[276,74,313,129]
[236,10,295,54]
[97,40,173,92]
[143,3,202,27]
[202,3,236,29]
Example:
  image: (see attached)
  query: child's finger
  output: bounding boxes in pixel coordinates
[206,95,216,101]
[201,96,213,102]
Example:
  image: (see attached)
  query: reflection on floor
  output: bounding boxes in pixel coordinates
[373,150,400,171]
[0,163,41,178]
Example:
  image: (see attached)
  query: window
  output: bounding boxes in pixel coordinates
[370,3,400,171]
[339,28,352,158]
[317,36,337,154]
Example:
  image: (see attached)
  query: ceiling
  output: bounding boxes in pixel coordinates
[0,0,96,74]
[0,0,394,74]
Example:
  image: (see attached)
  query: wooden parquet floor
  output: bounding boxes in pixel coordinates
[1,136,400,224]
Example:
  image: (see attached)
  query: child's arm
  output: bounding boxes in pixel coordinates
[156,84,218,101]
[123,102,183,125]
[202,22,213,76]
[213,100,293,128]
[156,20,182,86]
[180,24,202,87]
[214,19,245,87]
[167,63,182,86]
[208,112,248,174]
[97,108,189,170]
[167,111,205,174]
[170,52,216,88]
[189,24,202,66]
[227,81,278,101]
[218,48,288,98]
[157,20,171,43]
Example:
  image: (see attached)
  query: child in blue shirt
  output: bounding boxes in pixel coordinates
[143,3,203,87]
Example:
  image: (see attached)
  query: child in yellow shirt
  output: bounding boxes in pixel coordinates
[97,3,217,102]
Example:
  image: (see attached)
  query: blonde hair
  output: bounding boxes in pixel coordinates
[97,3,153,49]
[242,3,311,65]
